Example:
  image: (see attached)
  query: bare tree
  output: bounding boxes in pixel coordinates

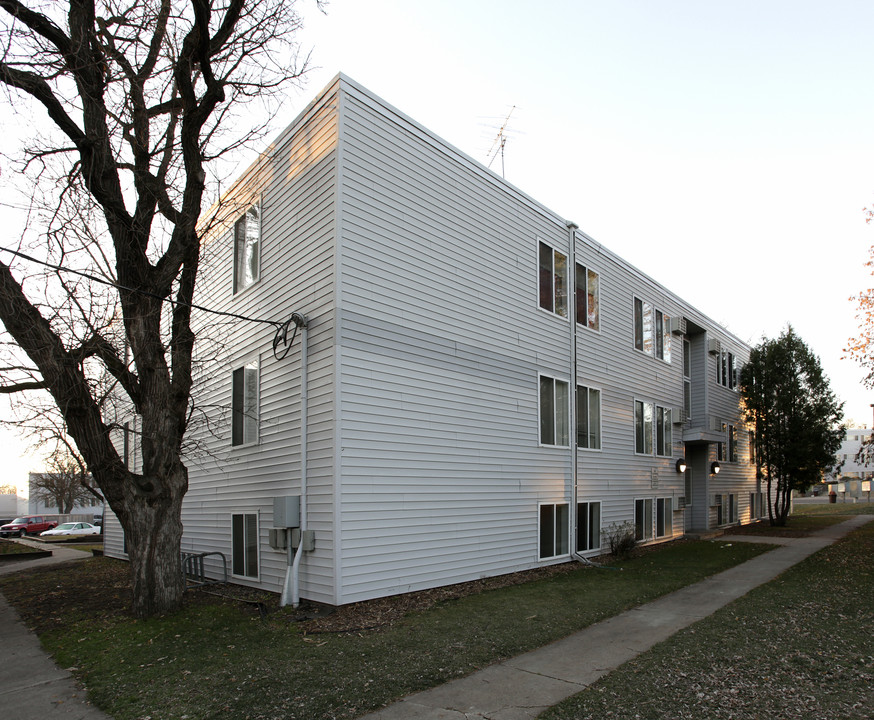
[0,1,313,616]
[30,449,99,513]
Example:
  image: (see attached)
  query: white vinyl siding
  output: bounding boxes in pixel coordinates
[99,76,760,606]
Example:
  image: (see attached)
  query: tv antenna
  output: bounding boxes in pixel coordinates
[486,105,515,178]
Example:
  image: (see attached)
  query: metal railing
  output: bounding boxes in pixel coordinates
[181,551,228,589]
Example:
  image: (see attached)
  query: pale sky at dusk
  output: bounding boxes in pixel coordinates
[2,0,873,494]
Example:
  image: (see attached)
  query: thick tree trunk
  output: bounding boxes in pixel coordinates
[117,466,187,618]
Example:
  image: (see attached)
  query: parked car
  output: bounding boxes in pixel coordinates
[39,522,101,538]
[0,516,58,538]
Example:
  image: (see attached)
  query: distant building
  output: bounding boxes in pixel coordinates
[829,428,873,500]
[0,493,20,519]
[832,428,873,481]
[27,473,103,516]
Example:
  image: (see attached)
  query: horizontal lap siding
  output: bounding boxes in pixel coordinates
[168,83,341,603]
[335,87,572,603]
[573,240,687,542]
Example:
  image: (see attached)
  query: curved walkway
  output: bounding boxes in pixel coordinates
[0,539,112,719]
[358,515,871,720]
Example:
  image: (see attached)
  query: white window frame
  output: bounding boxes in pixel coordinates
[231,512,259,579]
[575,262,600,332]
[538,240,568,319]
[232,358,260,447]
[634,400,654,455]
[634,498,654,541]
[633,297,671,363]
[539,502,570,559]
[576,384,601,450]
[539,374,570,447]
[656,406,673,457]
[233,203,261,294]
[576,500,601,552]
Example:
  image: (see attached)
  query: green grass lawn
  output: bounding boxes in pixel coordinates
[541,511,874,720]
[0,539,45,555]
[1,538,769,720]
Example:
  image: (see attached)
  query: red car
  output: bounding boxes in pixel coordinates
[0,516,58,538]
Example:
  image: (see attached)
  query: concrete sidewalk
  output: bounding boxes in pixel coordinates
[0,540,112,719]
[358,515,872,720]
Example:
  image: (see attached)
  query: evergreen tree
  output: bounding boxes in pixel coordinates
[740,327,844,525]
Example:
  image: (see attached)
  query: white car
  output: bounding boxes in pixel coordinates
[39,522,101,537]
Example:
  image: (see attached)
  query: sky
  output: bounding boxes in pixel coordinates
[2,0,874,494]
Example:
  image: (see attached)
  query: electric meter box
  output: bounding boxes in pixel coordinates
[273,496,301,528]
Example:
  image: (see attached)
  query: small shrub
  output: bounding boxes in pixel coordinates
[606,521,637,558]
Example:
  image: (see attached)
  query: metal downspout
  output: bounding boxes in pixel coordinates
[567,221,579,552]
[292,319,309,607]
[281,315,309,608]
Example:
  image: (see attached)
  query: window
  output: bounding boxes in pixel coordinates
[539,503,569,559]
[122,421,130,469]
[635,400,653,455]
[234,204,260,293]
[750,492,764,519]
[576,501,601,552]
[717,349,738,390]
[749,430,756,464]
[538,241,567,318]
[575,263,600,331]
[232,360,259,446]
[634,298,645,351]
[636,401,671,456]
[540,375,569,447]
[577,385,601,449]
[634,498,653,541]
[656,406,672,457]
[715,494,737,526]
[656,497,673,537]
[232,513,259,577]
[633,297,670,362]
[683,339,692,420]
[728,424,738,463]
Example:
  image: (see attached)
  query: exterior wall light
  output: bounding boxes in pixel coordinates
[675,458,687,473]
[711,461,721,475]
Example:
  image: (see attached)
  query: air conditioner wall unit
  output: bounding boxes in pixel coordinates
[708,338,721,355]
[667,316,687,335]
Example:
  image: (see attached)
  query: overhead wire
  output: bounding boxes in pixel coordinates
[0,244,302,360]
[0,244,282,327]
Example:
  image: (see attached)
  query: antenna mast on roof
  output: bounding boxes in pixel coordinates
[486,105,515,179]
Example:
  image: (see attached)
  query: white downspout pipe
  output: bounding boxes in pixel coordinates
[567,222,579,554]
[281,314,308,608]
